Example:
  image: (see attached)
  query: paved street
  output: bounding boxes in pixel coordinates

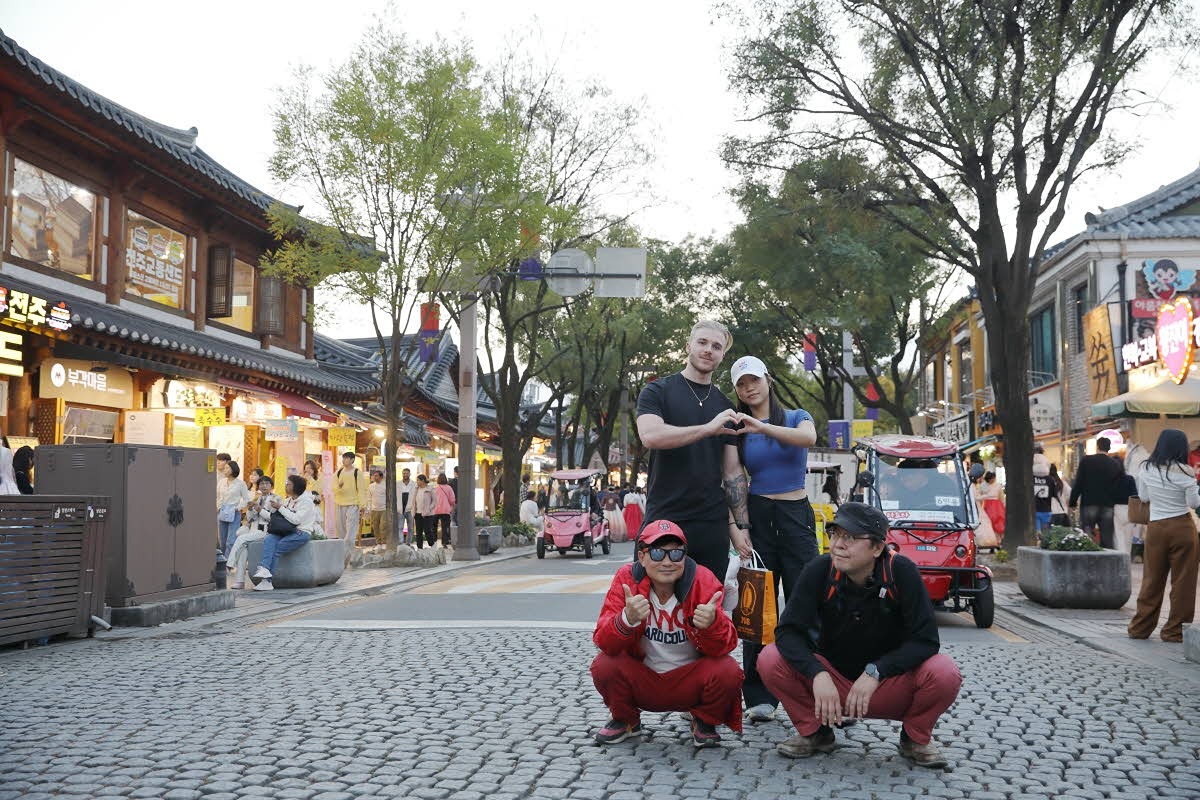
[2,545,1199,799]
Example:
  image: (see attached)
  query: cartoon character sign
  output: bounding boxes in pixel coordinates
[1143,258,1196,301]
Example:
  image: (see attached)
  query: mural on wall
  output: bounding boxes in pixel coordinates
[1134,258,1199,336]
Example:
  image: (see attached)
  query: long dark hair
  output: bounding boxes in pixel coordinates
[1143,428,1190,478]
[734,373,786,464]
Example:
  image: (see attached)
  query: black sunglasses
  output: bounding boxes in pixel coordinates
[644,546,686,563]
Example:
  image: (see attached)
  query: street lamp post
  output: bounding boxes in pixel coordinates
[453,290,480,561]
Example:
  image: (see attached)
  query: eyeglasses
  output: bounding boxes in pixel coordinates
[644,546,687,563]
[828,530,876,544]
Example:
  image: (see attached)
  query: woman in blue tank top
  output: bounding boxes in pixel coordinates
[729,355,819,723]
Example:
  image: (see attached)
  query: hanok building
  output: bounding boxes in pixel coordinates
[0,30,379,479]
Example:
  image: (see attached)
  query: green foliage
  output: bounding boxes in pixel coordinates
[474,516,492,528]
[503,522,537,541]
[992,548,1009,563]
[1039,526,1102,552]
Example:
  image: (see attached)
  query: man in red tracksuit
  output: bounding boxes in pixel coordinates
[590,520,743,748]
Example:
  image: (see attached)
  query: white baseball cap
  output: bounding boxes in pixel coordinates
[730,355,769,386]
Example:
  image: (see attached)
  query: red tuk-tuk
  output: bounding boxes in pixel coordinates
[853,434,994,628]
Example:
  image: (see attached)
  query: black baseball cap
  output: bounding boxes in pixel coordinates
[828,502,889,543]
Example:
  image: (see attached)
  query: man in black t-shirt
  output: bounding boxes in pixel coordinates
[636,319,752,581]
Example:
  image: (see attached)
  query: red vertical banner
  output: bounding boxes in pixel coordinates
[865,382,880,421]
[420,302,440,331]
[803,333,817,371]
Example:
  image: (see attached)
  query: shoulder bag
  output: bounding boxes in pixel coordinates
[268,509,300,536]
[1127,496,1150,525]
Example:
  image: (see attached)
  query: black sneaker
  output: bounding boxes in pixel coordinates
[594,719,644,745]
[691,718,722,748]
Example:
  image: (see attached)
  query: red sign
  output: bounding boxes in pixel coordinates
[1134,296,1200,319]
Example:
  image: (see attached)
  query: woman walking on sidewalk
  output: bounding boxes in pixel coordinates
[1130,428,1200,643]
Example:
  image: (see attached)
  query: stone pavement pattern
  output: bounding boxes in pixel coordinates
[2,628,1199,799]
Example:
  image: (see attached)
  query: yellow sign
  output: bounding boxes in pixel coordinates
[327,427,357,449]
[195,407,227,427]
[1083,305,1119,402]
[851,419,875,439]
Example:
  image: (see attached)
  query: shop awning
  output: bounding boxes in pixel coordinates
[280,392,338,424]
[1091,375,1200,417]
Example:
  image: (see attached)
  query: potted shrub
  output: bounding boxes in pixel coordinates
[1017,525,1131,609]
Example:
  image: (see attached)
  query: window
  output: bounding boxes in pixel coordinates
[957,341,973,402]
[256,273,284,336]
[9,158,97,279]
[227,257,257,333]
[1072,284,1088,349]
[1030,305,1057,383]
[126,210,188,308]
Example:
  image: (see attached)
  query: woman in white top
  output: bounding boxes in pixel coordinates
[0,447,20,494]
[252,474,318,591]
[226,475,278,589]
[1130,428,1200,642]
[216,461,252,562]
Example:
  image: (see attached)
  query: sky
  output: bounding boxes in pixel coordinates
[3,0,1198,337]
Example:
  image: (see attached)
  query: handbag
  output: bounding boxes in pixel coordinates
[217,502,239,523]
[268,509,299,536]
[734,551,777,645]
[1127,496,1150,525]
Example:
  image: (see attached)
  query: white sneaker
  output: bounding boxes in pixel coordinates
[746,704,775,722]
[253,579,274,591]
[252,566,272,579]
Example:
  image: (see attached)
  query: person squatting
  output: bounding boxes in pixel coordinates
[588,505,963,768]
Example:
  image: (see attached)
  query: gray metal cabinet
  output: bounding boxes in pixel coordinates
[35,444,217,607]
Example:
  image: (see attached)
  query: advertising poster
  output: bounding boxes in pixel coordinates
[125,210,186,308]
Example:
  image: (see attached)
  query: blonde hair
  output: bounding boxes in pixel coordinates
[690,319,733,350]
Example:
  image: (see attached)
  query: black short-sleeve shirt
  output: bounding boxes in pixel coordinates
[637,372,735,524]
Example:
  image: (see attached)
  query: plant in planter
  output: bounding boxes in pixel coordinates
[1018,526,1130,609]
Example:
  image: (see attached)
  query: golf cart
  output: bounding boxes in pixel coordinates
[538,468,611,559]
[852,434,995,628]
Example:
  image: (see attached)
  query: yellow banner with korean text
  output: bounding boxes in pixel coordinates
[194,407,227,427]
[1083,305,1119,403]
[327,427,358,450]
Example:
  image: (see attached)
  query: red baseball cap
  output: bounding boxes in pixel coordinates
[638,520,687,548]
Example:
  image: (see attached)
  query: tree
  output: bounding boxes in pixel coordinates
[451,57,652,523]
[727,150,958,434]
[264,29,512,543]
[728,0,1193,549]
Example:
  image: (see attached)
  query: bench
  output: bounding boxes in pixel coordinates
[245,538,344,589]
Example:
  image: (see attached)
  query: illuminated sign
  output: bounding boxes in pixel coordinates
[1156,300,1195,384]
[195,407,228,426]
[0,286,72,332]
[40,359,134,406]
[0,331,23,376]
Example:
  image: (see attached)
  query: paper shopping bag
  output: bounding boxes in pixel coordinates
[735,557,777,645]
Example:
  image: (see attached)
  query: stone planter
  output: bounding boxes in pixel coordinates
[1017,546,1131,609]
[246,538,345,588]
[477,525,503,554]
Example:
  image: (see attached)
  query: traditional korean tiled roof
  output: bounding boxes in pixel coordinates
[1039,165,1200,267]
[7,274,379,398]
[0,28,289,214]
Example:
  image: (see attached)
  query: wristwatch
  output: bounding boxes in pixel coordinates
[864,663,881,680]
[734,522,750,530]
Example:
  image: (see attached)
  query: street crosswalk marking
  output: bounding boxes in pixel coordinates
[408,574,614,595]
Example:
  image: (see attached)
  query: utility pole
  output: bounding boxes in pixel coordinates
[453,291,479,561]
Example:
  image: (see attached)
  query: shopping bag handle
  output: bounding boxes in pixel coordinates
[744,549,767,571]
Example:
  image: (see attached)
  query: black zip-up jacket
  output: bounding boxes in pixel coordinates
[1069,453,1123,508]
[774,553,940,681]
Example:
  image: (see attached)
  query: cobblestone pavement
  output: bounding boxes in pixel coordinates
[2,627,1198,799]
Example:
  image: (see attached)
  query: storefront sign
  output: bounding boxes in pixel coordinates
[40,359,133,406]
[1029,384,1061,437]
[1122,333,1159,371]
[156,379,223,409]
[264,419,299,442]
[0,331,23,377]
[126,211,186,308]
[1082,305,1119,403]
[851,419,875,440]
[195,407,227,426]
[933,412,973,444]
[327,427,357,449]
[1156,299,1194,384]
[125,410,167,445]
[0,286,73,332]
[231,396,285,424]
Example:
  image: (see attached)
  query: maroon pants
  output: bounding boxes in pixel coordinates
[590,652,744,730]
[759,646,961,745]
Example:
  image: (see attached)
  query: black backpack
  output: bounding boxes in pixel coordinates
[823,549,899,613]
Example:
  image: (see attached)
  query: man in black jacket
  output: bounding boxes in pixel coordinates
[1069,436,1123,548]
[757,503,962,769]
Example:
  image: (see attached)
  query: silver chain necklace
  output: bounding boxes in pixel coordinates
[683,375,714,407]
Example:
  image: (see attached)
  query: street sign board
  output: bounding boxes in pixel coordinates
[594,247,646,297]
[545,248,594,296]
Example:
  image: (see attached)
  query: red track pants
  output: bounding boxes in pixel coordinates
[759,646,961,744]
[590,652,744,731]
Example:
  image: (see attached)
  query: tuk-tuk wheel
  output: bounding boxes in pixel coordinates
[536,538,545,559]
[584,537,594,559]
[972,584,995,628]
[600,537,611,555]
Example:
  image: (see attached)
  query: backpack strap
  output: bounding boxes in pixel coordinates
[824,561,841,602]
